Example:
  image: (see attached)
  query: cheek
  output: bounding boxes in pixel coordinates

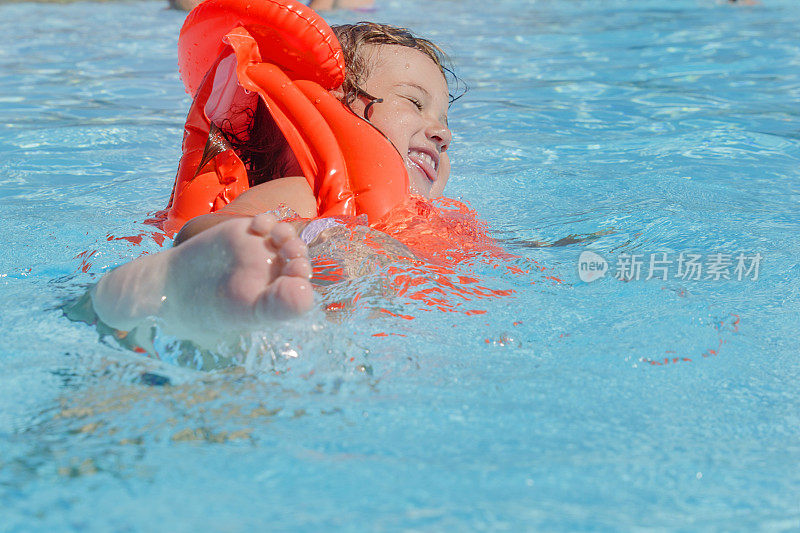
[369,103,412,150]
[438,152,450,181]
[382,124,408,153]
[431,153,450,196]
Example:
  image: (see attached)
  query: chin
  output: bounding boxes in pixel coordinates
[409,183,433,199]
[406,174,430,198]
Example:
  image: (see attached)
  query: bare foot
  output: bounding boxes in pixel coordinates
[92,214,313,347]
[163,213,313,340]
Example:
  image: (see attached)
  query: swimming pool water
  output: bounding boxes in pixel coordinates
[1,0,798,530]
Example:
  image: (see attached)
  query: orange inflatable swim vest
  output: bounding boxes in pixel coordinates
[162,0,410,235]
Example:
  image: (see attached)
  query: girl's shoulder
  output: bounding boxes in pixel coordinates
[219,176,317,218]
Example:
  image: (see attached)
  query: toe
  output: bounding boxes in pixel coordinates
[283,257,312,279]
[277,237,308,261]
[249,213,278,236]
[269,221,297,246]
[255,276,315,321]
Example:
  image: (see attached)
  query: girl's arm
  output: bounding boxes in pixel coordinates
[174,176,317,245]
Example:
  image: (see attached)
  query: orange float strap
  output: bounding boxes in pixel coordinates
[162,0,410,235]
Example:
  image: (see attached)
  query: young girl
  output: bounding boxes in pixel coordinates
[86,21,455,348]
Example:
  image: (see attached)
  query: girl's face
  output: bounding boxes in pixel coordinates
[348,45,452,198]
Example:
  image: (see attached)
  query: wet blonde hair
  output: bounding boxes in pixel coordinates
[332,22,450,106]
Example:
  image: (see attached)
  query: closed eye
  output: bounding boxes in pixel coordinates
[405,96,423,110]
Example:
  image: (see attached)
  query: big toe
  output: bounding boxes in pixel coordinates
[255,276,315,321]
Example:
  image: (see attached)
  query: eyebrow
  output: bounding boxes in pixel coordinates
[395,83,449,127]
[396,82,430,97]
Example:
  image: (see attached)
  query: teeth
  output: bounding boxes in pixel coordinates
[409,150,436,172]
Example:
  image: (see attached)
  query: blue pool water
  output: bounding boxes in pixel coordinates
[1,0,799,529]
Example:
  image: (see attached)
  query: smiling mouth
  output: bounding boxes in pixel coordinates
[407,149,438,183]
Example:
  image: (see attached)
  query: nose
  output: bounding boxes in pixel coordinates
[426,117,452,152]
